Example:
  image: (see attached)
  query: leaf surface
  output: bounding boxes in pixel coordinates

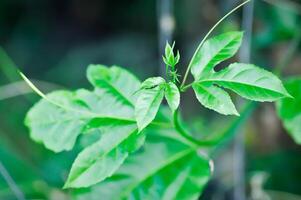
[191,32,243,80]
[26,65,141,152]
[72,130,211,200]
[25,90,92,152]
[200,63,291,102]
[64,120,145,188]
[165,82,180,112]
[25,65,146,187]
[192,83,238,115]
[135,77,166,131]
[87,65,140,104]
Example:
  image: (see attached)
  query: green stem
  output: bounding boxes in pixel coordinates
[173,103,256,148]
[173,110,216,146]
[165,64,169,81]
[180,0,251,90]
[180,83,193,92]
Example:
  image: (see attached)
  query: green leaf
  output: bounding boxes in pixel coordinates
[191,31,243,80]
[26,64,141,153]
[25,90,93,152]
[140,76,166,89]
[135,77,166,131]
[25,65,146,187]
[276,78,301,144]
[75,89,135,119]
[199,63,291,102]
[72,130,212,200]
[87,65,141,104]
[192,83,238,115]
[25,87,138,153]
[165,82,180,112]
[64,121,145,188]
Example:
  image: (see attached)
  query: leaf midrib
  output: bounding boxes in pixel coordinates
[68,128,138,184]
[120,148,194,198]
[196,84,224,103]
[35,97,136,125]
[97,79,134,107]
[198,79,284,96]
[141,88,164,123]
[29,116,136,126]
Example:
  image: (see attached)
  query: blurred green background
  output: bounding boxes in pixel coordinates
[1,0,301,199]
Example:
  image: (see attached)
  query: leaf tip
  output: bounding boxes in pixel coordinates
[62,182,71,190]
[234,111,240,117]
[137,124,145,133]
[285,92,294,99]
[19,71,48,99]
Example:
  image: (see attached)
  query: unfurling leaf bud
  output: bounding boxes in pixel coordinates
[163,41,180,69]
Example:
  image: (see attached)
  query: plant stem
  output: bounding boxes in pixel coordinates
[165,64,168,79]
[173,110,216,146]
[173,103,256,147]
[180,0,251,90]
[180,82,193,92]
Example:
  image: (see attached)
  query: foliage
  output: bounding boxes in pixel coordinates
[72,128,211,200]
[20,2,293,199]
[276,77,301,144]
[22,30,290,198]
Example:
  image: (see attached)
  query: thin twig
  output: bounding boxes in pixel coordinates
[173,103,256,148]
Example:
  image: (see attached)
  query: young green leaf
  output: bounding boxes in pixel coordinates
[192,83,239,115]
[191,31,243,80]
[72,130,212,200]
[276,78,301,144]
[140,76,166,89]
[87,65,141,104]
[163,41,180,68]
[199,63,291,102]
[135,77,166,131]
[64,121,145,188]
[165,82,180,112]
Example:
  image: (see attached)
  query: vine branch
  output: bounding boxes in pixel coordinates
[173,103,255,148]
[174,24,301,148]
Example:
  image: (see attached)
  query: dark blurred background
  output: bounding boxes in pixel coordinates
[1,0,301,199]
